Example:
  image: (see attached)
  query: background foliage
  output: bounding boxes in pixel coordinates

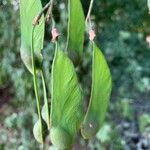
[0,0,150,149]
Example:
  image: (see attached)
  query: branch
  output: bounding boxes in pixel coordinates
[46,0,55,22]
[32,2,51,26]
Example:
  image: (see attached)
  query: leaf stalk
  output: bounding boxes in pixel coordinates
[85,0,94,29]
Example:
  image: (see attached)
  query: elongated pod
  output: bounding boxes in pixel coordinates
[81,42,112,139]
[66,0,85,64]
[31,27,46,144]
[50,43,83,149]
[33,119,48,143]
[20,0,45,73]
[41,103,50,129]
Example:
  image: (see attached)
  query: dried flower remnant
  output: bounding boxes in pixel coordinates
[89,29,96,41]
[51,28,60,42]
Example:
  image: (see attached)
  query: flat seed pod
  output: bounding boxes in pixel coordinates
[81,42,112,139]
[66,0,85,64]
[50,127,72,150]
[33,119,48,143]
[41,104,50,129]
[50,43,83,149]
[20,0,45,73]
[31,27,46,144]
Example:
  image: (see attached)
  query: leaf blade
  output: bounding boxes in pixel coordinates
[66,0,85,64]
[81,42,112,139]
[20,0,45,73]
[50,43,83,149]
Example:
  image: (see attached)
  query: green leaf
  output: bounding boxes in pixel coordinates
[66,0,85,64]
[81,42,112,139]
[50,43,83,149]
[20,0,45,73]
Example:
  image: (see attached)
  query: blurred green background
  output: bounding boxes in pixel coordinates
[0,0,150,149]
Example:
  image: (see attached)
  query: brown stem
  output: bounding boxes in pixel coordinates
[32,2,51,26]
[46,0,55,22]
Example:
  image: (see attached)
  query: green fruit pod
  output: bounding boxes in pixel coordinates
[20,0,45,73]
[81,118,99,139]
[50,127,72,150]
[81,42,112,139]
[41,104,50,129]
[20,50,43,73]
[33,119,48,143]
